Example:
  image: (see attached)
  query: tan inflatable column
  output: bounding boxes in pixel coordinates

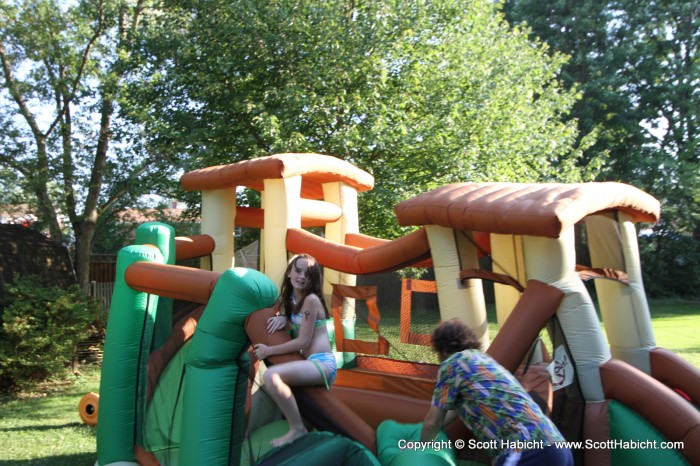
[523,230,610,402]
[262,177,302,284]
[585,213,655,373]
[322,182,358,316]
[426,225,489,348]
[201,188,236,272]
[490,234,527,325]
[252,177,302,428]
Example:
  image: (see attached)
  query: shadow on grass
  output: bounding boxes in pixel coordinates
[0,421,86,433]
[0,452,95,466]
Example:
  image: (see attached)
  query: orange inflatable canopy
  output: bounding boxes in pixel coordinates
[180,153,374,199]
[395,182,660,238]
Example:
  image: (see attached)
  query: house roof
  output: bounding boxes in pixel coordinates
[117,208,188,224]
[0,224,76,288]
[0,224,61,245]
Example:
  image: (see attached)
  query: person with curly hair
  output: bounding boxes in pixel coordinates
[420,319,573,466]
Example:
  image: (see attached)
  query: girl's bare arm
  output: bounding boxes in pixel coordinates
[253,295,322,358]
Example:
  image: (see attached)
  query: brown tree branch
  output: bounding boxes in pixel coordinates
[98,156,159,216]
[0,41,43,140]
[44,5,106,138]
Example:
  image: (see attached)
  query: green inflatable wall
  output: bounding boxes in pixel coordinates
[252,429,380,465]
[135,222,176,351]
[179,267,278,465]
[96,244,164,465]
[376,420,456,466]
[97,220,278,466]
[143,341,191,460]
[608,400,689,466]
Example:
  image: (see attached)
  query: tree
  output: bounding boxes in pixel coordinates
[503,0,700,296]
[1,0,599,290]
[0,0,175,291]
[132,0,592,238]
[617,0,700,296]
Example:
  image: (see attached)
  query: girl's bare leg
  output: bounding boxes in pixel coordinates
[263,360,327,447]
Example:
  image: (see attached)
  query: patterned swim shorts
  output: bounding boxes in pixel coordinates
[307,352,337,389]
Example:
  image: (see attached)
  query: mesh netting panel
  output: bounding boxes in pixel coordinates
[353,270,440,364]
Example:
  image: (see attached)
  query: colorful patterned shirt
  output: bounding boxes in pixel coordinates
[432,350,564,458]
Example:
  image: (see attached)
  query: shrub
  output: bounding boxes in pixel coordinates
[0,274,100,394]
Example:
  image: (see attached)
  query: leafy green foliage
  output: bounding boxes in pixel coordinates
[503,0,700,298]
[132,0,589,238]
[0,275,100,394]
[640,232,700,298]
[0,0,177,290]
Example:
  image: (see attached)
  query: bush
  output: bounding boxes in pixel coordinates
[0,274,100,394]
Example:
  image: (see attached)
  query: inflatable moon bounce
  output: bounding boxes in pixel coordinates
[88,153,700,466]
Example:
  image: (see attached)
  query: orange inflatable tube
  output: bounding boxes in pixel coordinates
[174,235,215,261]
[124,262,220,304]
[601,359,700,465]
[286,228,431,275]
[346,231,490,260]
[649,347,700,408]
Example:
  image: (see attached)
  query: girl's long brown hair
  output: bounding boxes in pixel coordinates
[276,254,329,320]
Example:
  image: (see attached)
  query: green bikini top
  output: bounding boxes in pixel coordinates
[290,312,327,337]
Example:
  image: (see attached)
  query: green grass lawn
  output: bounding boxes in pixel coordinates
[0,365,100,466]
[0,298,697,465]
[648,298,700,368]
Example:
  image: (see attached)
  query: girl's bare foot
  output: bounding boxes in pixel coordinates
[271,427,308,447]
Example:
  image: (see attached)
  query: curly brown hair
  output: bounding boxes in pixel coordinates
[431,319,481,356]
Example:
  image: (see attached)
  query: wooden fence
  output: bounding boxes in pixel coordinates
[90,255,117,283]
[89,255,116,315]
[89,281,114,315]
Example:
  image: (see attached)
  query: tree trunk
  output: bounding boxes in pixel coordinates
[74,221,96,294]
[35,187,64,243]
[73,1,138,294]
[76,94,113,294]
[33,138,64,242]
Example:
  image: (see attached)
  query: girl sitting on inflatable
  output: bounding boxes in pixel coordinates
[253,254,337,447]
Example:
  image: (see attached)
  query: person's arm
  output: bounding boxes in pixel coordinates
[253,295,321,358]
[420,405,447,442]
[266,315,289,333]
[421,355,458,442]
[442,410,458,427]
